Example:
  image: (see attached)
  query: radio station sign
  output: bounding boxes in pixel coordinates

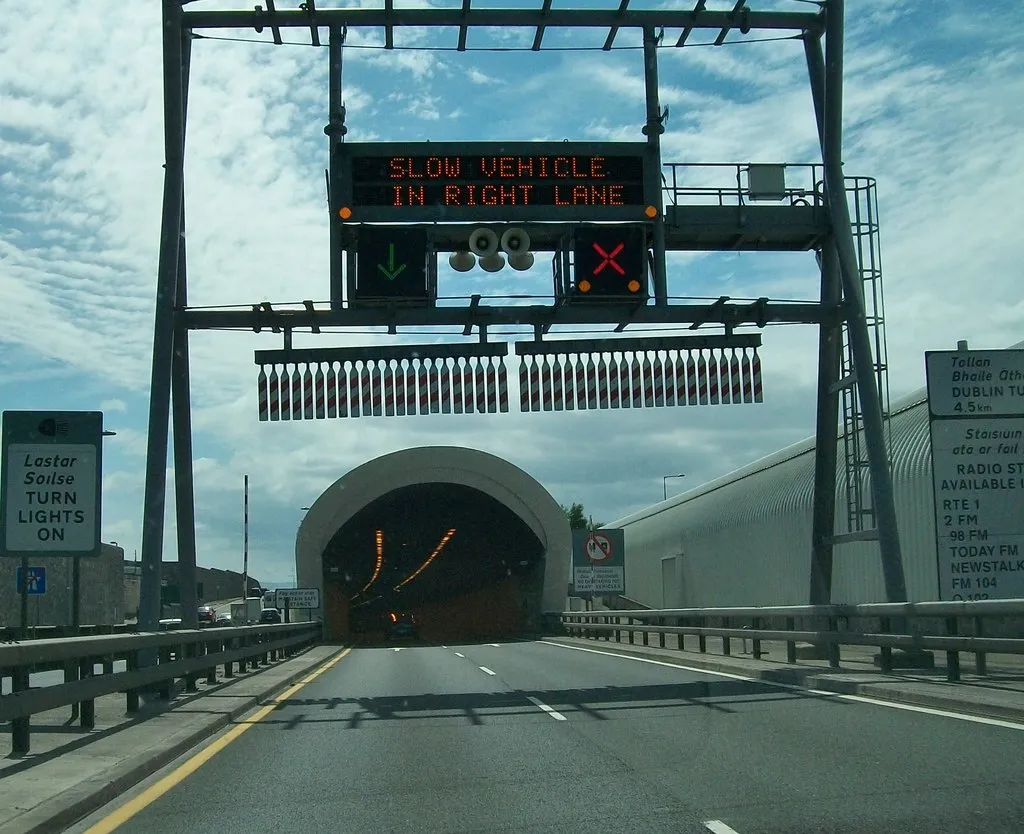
[571,528,626,597]
[926,351,1024,601]
[335,141,651,222]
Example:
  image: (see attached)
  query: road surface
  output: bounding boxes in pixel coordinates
[75,640,1024,833]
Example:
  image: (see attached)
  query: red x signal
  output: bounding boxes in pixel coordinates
[591,242,626,276]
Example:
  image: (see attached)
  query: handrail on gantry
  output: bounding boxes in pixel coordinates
[180,2,825,50]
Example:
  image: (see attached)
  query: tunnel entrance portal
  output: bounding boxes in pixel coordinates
[295,447,571,642]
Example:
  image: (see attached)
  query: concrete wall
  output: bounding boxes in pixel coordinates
[0,542,125,628]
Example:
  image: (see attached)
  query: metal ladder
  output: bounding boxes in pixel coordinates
[838,177,892,535]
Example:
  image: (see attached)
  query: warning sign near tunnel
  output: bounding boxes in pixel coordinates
[1,411,103,558]
[571,528,625,597]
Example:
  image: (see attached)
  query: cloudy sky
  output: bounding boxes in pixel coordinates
[2,0,1021,586]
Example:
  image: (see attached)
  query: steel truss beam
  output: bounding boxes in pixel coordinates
[183,301,826,333]
[183,7,822,37]
[135,1,906,637]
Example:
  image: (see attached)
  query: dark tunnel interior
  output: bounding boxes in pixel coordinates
[321,483,545,642]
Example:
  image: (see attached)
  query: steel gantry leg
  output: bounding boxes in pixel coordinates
[327,25,347,310]
[139,0,188,633]
[818,0,908,602]
[642,27,668,306]
[172,28,198,629]
[804,33,841,605]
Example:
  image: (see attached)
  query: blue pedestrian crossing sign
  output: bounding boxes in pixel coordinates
[16,565,46,595]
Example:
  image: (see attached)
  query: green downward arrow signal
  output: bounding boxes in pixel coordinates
[377,243,407,281]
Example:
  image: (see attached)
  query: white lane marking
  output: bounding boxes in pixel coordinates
[479,666,496,676]
[526,695,567,721]
[454,652,465,658]
[392,648,402,652]
[489,643,500,647]
[705,821,741,834]
[441,645,448,649]
[541,641,1024,732]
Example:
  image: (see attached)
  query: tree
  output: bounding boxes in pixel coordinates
[560,502,604,531]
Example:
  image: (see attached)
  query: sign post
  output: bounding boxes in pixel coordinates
[571,528,626,598]
[925,349,1024,601]
[1,412,103,636]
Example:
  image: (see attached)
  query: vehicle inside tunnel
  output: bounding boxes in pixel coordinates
[320,483,546,643]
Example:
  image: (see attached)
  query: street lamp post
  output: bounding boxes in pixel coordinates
[662,473,686,501]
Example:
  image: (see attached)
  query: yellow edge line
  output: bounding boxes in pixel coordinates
[84,647,352,834]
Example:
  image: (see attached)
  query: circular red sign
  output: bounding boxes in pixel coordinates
[585,533,613,563]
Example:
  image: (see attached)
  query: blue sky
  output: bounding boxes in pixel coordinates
[2,1,1022,585]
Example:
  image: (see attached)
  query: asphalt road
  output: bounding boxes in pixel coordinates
[78,640,1024,834]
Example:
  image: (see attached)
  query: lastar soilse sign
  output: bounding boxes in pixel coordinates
[0,411,103,557]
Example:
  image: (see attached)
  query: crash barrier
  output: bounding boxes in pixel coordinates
[562,599,1024,682]
[0,622,320,754]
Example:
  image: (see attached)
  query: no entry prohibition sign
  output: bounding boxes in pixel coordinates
[584,531,613,562]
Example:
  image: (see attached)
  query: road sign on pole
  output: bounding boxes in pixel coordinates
[1,411,103,558]
[571,528,626,597]
[926,349,1024,601]
[274,588,321,610]
[15,565,46,595]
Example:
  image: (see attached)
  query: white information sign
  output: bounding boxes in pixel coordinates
[275,588,321,609]
[925,350,1024,417]
[572,566,625,595]
[3,444,98,552]
[930,418,1024,601]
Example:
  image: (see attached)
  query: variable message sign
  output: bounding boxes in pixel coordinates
[354,226,431,302]
[335,141,651,222]
[572,225,648,299]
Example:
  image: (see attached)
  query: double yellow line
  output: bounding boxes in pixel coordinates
[86,647,352,833]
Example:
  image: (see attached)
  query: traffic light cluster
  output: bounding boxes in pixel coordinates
[349,224,649,304]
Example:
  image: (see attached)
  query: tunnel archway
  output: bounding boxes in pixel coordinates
[295,447,571,642]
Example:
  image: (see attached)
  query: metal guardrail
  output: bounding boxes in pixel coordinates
[0,621,321,754]
[1,622,187,641]
[661,162,826,208]
[561,599,1024,683]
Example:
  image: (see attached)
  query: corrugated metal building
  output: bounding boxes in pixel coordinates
[609,384,941,608]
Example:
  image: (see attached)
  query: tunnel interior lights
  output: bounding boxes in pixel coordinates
[394,528,456,590]
[351,529,385,600]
